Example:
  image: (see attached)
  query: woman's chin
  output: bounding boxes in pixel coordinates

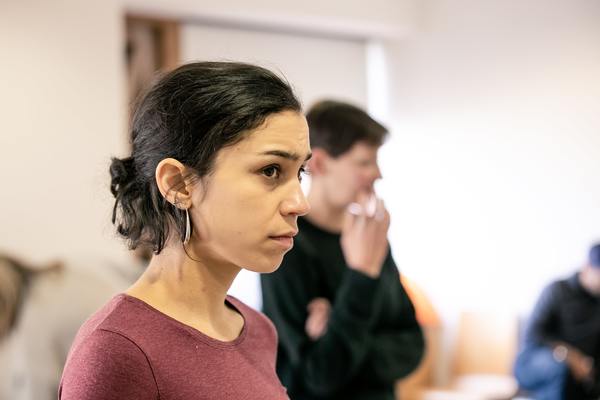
[243,256,284,274]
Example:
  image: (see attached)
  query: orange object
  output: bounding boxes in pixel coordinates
[400,275,441,328]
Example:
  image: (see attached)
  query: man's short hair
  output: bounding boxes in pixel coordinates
[306,100,388,157]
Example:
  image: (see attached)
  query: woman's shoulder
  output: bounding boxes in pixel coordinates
[85,293,141,325]
[69,293,177,358]
[60,294,159,398]
[67,295,143,351]
[60,323,157,399]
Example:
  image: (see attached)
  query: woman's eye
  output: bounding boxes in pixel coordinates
[262,165,280,179]
[298,166,310,182]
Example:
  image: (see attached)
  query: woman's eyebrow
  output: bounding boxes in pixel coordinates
[258,150,312,162]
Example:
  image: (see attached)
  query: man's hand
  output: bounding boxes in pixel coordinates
[305,298,331,340]
[566,347,595,382]
[341,192,390,278]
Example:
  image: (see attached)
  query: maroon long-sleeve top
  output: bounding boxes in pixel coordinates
[59,293,288,399]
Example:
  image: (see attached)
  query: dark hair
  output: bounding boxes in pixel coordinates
[110,62,302,254]
[306,100,388,157]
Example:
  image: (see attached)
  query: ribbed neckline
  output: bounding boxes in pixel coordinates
[117,293,248,350]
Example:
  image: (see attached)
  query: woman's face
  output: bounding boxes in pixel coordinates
[189,111,311,273]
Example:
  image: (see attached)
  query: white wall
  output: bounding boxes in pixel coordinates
[181,24,368,119]
[0,0,128,264]
[372,0,600,383]
[382,0,600,315]
[377,0,600,381]
[125,0,415,39]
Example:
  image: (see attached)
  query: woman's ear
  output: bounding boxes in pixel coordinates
[307,148,330,176]
[155,158,194,208]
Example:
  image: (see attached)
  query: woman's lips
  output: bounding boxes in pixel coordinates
[270,236,294,249]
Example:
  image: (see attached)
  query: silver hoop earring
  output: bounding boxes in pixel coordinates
[183,208,191,245]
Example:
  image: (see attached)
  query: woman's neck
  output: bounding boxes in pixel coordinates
[126,243,243,340]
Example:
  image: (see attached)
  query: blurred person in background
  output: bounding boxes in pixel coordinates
[261,100,424,400]
[59,61,311,399]
[0,253,140,400]
[514,243,600,400]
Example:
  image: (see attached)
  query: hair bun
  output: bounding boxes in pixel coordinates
[109,157,136,197]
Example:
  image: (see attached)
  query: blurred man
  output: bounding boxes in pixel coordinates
[514,244,600,400]
[261,100,424,400]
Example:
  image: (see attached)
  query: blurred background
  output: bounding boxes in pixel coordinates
[1,0,600,398]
